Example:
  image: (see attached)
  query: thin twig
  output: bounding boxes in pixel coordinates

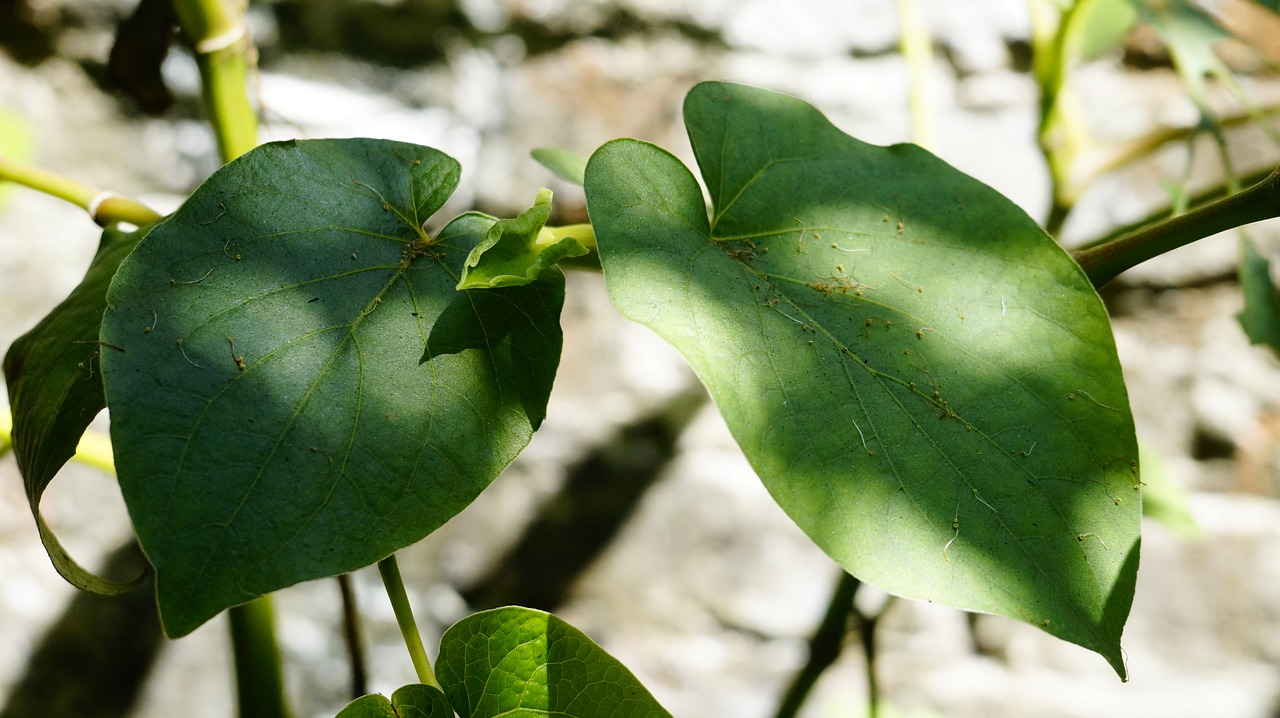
[772,572,859,718]
[337,574,368,699]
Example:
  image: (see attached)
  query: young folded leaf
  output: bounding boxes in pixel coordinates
[456,188,589,290]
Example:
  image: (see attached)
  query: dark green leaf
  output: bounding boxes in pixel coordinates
[100,139,564,636]
[3,226,146,595]
[456,189,588,290]
[437,606,671,718]
[585,81,1140,677]
[336,686,455,718]
[1237,236,1280,354]
[531,147,589,186]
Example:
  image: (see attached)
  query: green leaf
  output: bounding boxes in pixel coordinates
[437,606,671,718]
[531,147,589,186]
[3,226,147,595]
[456,188,589,290]
[100,139,565,637]
[1138,444,1199,538]
[1237,236,1280,355]
[1063,0,1136,61]
[584,81,1140,677]
[1131,1,1229,109]
[336,686,455,718]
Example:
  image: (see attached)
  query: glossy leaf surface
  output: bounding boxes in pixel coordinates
[101,139,564,636]
[336,686,454,718]
[585,81,1140,675]
[437,606,671,718]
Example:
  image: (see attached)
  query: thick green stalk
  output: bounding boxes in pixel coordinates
[378,555,440,688]
[228,596,291,718]
[1074,166,1280,287]
[172,0,257,162]
[0,154,161,226]
[170,4,276,716]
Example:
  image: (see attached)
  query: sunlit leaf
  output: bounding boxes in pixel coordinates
[585,81,1140,677]
[437,606,671,718]
[532,147,589,186]
[336,686,454,718]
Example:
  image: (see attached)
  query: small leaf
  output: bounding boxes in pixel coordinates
[1064,0,1137,62]
[1237,236,1280,355]
[585,82,1140,677]
[532,147,589,186]
[336,695,399,718]
[456,189,588,290]
[3,226,147,595]
[1138,444,1199,538]
[101,139,565,636]
[437,606,671,718]
[336,686,454,718]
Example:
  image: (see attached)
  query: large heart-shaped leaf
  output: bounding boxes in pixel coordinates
[437,606,671,718]
[585,82,1140,676]
[101,139,564,636]
[4,226,147,595]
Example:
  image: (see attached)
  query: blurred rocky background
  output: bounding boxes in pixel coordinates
[3,0,1280,716]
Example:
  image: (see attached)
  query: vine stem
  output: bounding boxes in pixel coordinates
[228,596,291,718]
[378,554,441,689]
[169,4,278,715]
[172,0,257,162]
[1073,166,1280,287]
[772,572,859,718]
[0,154,161,227]
[338,574,369,698]
[896,0,936,152]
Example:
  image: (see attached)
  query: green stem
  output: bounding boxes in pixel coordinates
[896,0,936,151]
[772,572,859,718]
[1073,166,1280,287]
[854,598,891,718]
[228,596,291,718]
[378,554,440,688]
[170,6,278,716]
[172,0,257,162]
[0,154,162,226]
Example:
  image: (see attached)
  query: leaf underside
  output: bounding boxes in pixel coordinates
[585,81,1140,676]
[4,226,147,595]
[101,139,564,636]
